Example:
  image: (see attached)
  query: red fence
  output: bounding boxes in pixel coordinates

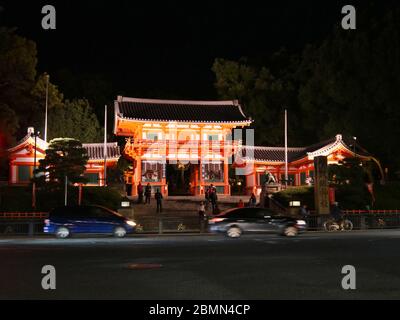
[343,210,400,215]
[0,212,48,219]
[309,209,400,215]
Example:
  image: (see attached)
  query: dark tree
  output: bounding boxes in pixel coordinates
[34,138,89,191]
[212,57,302,146]
[48,99,103,143]
[297,7,400,176]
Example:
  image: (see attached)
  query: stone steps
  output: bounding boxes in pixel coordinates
[130,200,234,217]
[118,195,267,233]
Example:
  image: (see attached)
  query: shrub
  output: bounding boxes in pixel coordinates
[273,186,315,209]
[374,182,400,209]
[80,187,122,210]
[334,184,371,210]
[0,186,33,211]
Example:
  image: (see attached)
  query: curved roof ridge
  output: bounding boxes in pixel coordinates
[118,96,238,106]
[242,145,306,151]
[82,142,118,147]
[115,96,252,124]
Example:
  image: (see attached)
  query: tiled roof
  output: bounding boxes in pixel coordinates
[240,146,307,162]
[338,137,371,157]
[115,96,251,123]
[8,128,120,162]
[299,135,371,160]
[82,143,120,160]
[239,135,371,163]
[7,132,48,153]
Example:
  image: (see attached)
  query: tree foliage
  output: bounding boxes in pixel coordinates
[297,8,400,174]
[48,99,103,143]
[0,28,103,146]
[212,57,301,146]
[212,6,400,176]
[0,103,18,149]
[34,138,89,191]
[328,158,375,209]
[0,28,37,102]
[0,28,36,141]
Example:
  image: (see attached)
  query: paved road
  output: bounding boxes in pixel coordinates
[1,230,400,299]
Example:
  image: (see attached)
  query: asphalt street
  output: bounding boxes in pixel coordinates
[1,230,400,299]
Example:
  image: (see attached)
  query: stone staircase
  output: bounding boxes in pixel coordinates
[129,195,240,217]
[118,195,247,233]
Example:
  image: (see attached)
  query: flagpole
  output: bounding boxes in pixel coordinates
[284,109,288,188]
[103,105,107,187]
[44,74,49,142]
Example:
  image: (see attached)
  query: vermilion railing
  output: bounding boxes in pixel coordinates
[127,139,240,148]
[0,212,48,219]
[343,210,400,214]
[124,139,241,158]
[305,209,400,216]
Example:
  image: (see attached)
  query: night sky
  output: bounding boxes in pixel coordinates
[0,0,376,100]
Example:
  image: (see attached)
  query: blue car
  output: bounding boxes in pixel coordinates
[44,205,136,238]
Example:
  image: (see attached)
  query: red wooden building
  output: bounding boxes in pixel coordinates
[7,127,120,186]
[113,96,381,196]
[6,97,381,195]
[237,134,383,195]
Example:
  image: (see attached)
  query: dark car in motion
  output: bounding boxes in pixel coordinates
[208,207,307,238]
[44,205,136,238]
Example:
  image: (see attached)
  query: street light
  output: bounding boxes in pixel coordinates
[44,73,49,142]
[352,136,357,156]
[31,130,40,209]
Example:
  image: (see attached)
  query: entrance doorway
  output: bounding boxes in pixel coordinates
[166,162,197,196]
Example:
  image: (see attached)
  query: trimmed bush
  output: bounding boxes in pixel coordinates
[272,182,400,210]
[374,182,400,209]
[273,186,315,209]
[80,187,122,210]
[0,186,33,211]
[334,184,371,210]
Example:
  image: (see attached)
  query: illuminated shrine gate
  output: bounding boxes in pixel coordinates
[165,162,198,196]
[114,96,252,196]
[114,96,383,197]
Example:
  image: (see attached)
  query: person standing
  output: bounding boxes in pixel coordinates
[299,204,310,219]
[155,189,163,213]
[205,186,210,210]
[248,193,257,207]
[126,181,132,197]
[198,201,206,232]
[237,199,244,208]
[137,182,144,204]
[210,185,218,214]
[145,183,152,204]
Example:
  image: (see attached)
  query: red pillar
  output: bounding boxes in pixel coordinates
[224,161,229,195]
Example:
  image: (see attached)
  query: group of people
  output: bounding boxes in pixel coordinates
[198,184,221,229]
[204,184,219,214]
[135,180,345,226]
[136,182,163,213]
